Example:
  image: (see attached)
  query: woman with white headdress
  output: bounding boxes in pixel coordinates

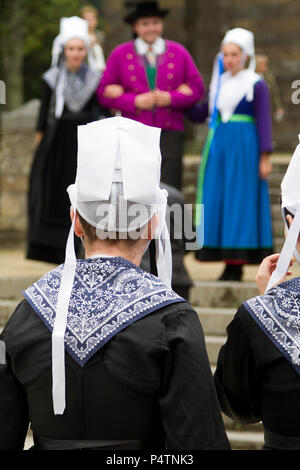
[27,16,105,265]
[214,139,300,450]
[191,28,273,281]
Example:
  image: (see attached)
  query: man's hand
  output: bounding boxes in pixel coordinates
[135,92,156,110]
[153,89,171,107]
[103,84,124,99]
[177,83,193,96]
[256,253,293,294]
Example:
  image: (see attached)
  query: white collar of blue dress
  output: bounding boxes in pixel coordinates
[23,256,184,366]
[209,69,261,123]
[135,37,165,56]
[244,277,300,374]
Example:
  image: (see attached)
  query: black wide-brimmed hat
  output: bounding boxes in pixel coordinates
[124,1,169,24]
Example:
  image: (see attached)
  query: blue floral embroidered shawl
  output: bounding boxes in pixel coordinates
[244,277,300,374]
[23,257,185,366]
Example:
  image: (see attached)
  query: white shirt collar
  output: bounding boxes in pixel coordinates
[89,253,114,259]
[135,37,165,56]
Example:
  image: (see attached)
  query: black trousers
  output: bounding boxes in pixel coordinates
[160,129,185,190]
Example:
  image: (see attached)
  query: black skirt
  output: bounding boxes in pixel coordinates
[160,129,185,191]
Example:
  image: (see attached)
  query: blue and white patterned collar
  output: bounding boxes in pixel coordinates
[23,257,184,366]
[244,277,300,374]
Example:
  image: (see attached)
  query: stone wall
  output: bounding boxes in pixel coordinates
[0,100,39,246]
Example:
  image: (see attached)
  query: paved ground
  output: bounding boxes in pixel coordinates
[0,249,56,278]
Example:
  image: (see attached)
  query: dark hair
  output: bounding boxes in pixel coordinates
[283,206,294,229]
[78,212,97,242]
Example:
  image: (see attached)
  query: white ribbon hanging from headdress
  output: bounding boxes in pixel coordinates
[52,117,172,415]
[52,205,77,415]
[265,137,300,292]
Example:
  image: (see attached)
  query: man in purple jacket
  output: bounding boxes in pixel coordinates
[97,1,204,190]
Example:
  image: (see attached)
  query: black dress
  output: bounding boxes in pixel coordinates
[27,76,104,264]
[0,299,229,451]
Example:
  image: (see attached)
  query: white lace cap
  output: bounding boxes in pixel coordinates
[51,16,90,67]
[265,137,300,292]
[50,17,92,119]
[221,28,256,71]
[52,117,172,415]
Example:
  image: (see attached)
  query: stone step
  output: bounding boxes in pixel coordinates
[196,307,235,335]
[205,335,226,365]
[182,153,289,182]
[274,237,284,252]
[183,154,289,174]
[272,220,285,238]
[222,406,264,450]
[270,187,281,205]
[0,231,26,250]
[223,415,263,433]
[0,299,18,326]
[183,178,282,194]
[183,187,283,207]
[0,276,36,300]
[182,186,196,204]
[271,204,282,220]
[268,172,285,188]
[182,155,200,174]
[227,430,264,450]
[190,280,258,308]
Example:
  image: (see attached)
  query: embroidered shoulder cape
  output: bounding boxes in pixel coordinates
[24,257,185,366]
[244,277,300,374]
